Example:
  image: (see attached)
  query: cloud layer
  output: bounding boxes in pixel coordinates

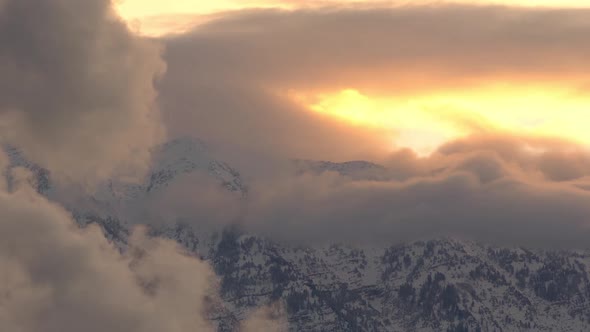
[165,6,590,93]
[0,183,215,331]
[126,5,590,249]
[237,135,590,248]
[135,134,590,249]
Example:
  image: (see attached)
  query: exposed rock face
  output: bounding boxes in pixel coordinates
[199,231,590,332]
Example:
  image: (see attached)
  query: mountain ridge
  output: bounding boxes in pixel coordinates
[3,137,590,331]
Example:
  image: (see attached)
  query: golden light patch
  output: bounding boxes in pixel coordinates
[290,85,590,155]
[115,0,590,36]
[115,0,293,36]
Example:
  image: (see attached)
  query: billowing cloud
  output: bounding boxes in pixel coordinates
[229,135,590,248]
[0,0,165,185]
[0,184,219,331]
[0,1,286,330]
[0,1,349,331]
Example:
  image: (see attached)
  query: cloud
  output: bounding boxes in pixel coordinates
[0,181,224,332]
[230,135,590,248]
[166,5,590,94]
[133,171,245,229]
[0,0,165,185]
[0,2,286,331]
[135,134,590,249]
[155,5,590,162]
[240,303,288,332]
[158,72,390,162]
[4,4,590,330]
[127,5,590,249]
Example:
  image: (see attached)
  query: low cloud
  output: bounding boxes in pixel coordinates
[240,303,288,332]
[0,184,215,331]
[0,172,286,331]
[136,171,245,229]
[233,135,590,248]
[136,135,590,249]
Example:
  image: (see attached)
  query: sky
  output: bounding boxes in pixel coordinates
[116,0,590,36]
[2,1,590,329]
[114,0,590,155]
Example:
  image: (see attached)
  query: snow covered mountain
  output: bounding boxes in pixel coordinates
[146,137,247,194]
[293,159,390,181]
[5,138,590,331]
[204,232,590,331]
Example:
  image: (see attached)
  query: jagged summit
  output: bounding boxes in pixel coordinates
[146,137,247,194]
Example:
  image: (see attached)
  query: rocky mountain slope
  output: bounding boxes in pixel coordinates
[205,231,590,331]
[4,138,590,331]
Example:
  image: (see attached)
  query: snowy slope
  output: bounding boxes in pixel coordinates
[199,231,590,332]
[4,140,590,331]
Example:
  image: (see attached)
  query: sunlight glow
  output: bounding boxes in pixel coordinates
[290,86,590,155]
[115,0,590,36]
[113,0,590,155]
[115,0,292,35]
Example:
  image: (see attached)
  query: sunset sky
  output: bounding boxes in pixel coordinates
[114,0,590,155]
[116,0,590,36]
[116,0,590,19]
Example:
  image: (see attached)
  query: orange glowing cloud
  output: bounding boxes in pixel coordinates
[290,84,590,155]
[116,0,590,36]
[143,3,590,158]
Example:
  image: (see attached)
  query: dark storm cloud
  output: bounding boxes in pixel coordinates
[0,0,165,184]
